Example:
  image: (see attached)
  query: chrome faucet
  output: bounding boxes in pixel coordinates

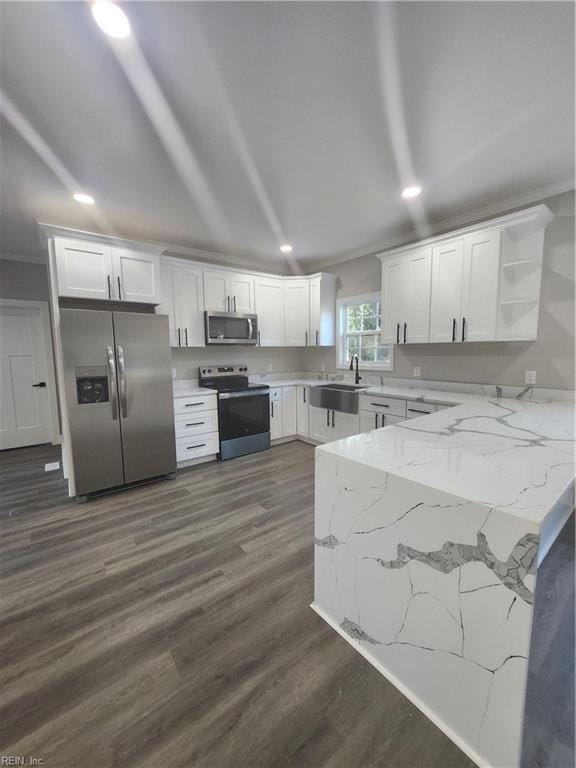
[349,354,362,385]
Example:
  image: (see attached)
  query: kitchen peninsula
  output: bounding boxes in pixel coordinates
[313,395,575,768]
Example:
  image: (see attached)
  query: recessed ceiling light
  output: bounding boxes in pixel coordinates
[73,193,95,205]
[401,185,422,199]
[280,243,293,254]
[91,1,131,39]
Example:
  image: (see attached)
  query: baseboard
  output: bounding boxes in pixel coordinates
[309,602,488,768]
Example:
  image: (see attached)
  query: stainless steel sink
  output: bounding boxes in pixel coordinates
[309,383,366,414]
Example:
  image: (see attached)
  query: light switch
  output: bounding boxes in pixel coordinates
[525,370,537,385]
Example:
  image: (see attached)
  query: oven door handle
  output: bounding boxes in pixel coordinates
[219,390,269,400]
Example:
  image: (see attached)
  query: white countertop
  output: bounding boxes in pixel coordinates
[172,380,217,397]
[320,397,575,526]
[252,378,321,388]
[361,385,483,406]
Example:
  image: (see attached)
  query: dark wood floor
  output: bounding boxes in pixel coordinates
[0,442,572,768]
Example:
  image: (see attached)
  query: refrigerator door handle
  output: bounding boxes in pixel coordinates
[116,345,128,419]
[106,345,119,421]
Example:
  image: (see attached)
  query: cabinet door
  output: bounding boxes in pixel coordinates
[284,281,310,346]
[429,239,464,343]
[461,231,501,342]
[405,248,432,343]
[383,414,405,426]
[309,277,321,346]
[296,386,309,437]
[309,405,331,443]
[54,238,114,300]
[157,265,178,346]
[270,398,283,440]
[334,411,360,439]
[381,257,408,343]
[282,386,297,436]
[177,266,205,347]
[113,249,161,304]
[228,273,255,314]
[360,409,379,432]
[203,271,229,311]
[254,277,284,346]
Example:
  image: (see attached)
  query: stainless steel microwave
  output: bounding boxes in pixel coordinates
[204,311,258,345]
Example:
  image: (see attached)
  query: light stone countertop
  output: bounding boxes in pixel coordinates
[172,380,217,397]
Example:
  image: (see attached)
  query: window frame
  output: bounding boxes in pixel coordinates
[336,293,394,370]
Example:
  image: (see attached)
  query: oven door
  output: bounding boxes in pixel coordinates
[218,390,270,441]
[205,312,258,345]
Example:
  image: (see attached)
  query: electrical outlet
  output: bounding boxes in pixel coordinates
[413,366,421,378]
[525,370,536,385]
[267,363,273,372]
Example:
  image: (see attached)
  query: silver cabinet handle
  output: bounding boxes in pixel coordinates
[187,443,206,450]
[116,345,128,419]
[177,328,181,347]
[106,345,118,420]
[107,275,112,300]
[233,296,237,312]
[117,276,122,301]
[316,330,319,346]
[185,327,189,346]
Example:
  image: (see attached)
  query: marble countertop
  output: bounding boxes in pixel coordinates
[361,385,483,406]
[249,377,323,388]
[172,380,217,397]
[319,397,575,526]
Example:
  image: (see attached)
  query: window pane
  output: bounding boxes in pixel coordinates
[362,315,377,331]
[361,346,375,362]
[346,334,359,360]
[360,302,374,317]
[347,315,361,332]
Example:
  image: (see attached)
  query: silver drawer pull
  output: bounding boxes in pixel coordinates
[186,443,206,450]
[185,402,204,407]
[371,402,389,407]
[185,422,205,427]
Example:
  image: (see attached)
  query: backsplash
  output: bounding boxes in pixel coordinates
[170,346,303,381]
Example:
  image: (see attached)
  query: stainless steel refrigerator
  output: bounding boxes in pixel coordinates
[60,309,176,500]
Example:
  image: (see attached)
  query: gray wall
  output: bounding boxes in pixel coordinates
[0,259,49,301]
[301,190,575,390]
[171,346,303,380]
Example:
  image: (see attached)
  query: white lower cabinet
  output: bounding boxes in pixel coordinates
[282,386,297,436]
[174,393,219,466]
[309,406,359,443]
[270,399,282,440]
[296,386,309,437]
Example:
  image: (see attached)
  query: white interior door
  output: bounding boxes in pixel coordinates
[429,238,464,343]
[0,304,52,449]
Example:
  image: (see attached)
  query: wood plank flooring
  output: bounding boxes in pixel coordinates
[0,442,571,768]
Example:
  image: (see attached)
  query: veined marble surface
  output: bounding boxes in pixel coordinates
[320,398,575,526]
[313,397,575,768]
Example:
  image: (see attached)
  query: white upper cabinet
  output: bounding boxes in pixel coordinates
[309,274,336,346]
[54,238,114,301]
[54,238,161,304]
[461,230,500,342]
[203,270,254,313]
[113,248,161,304]
[254,277,285,346]
[159,261,205,347]
[284,280,310,346]
[429,238,465,343]
[379,204,552,345]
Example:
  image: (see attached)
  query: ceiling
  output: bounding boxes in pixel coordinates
[1,1,574,273]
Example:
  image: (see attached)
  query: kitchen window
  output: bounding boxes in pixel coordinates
[337,293,394,369]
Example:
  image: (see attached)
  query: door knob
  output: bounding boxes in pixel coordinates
[32,382,46,388]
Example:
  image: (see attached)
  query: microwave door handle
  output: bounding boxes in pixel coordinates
[247,317,253,340]
[106,345,118,420]
[116,345,128,418]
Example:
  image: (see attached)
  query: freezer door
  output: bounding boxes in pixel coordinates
[112,312,176,483]
[60,309,124,495]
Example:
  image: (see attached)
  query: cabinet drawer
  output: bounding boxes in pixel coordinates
[175,410,219,438]
[176,432,219,462]
[174,394,217,414]
[269,388,282,401]
[406,400,436,418]
[358,394,406,418]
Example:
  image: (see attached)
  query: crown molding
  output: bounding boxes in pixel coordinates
[305,178,575,272]
[0,251,46,265]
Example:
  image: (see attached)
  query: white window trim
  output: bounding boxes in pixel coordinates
[336,292,394,370]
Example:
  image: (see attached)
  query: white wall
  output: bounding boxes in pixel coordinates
[301,190,575,390]
[0,259,49,301]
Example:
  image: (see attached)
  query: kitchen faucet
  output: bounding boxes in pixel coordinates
[349,354,362,385]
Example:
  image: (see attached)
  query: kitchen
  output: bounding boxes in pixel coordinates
[0,2,574,768]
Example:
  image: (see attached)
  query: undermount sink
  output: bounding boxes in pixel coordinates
[310,383,366,414]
